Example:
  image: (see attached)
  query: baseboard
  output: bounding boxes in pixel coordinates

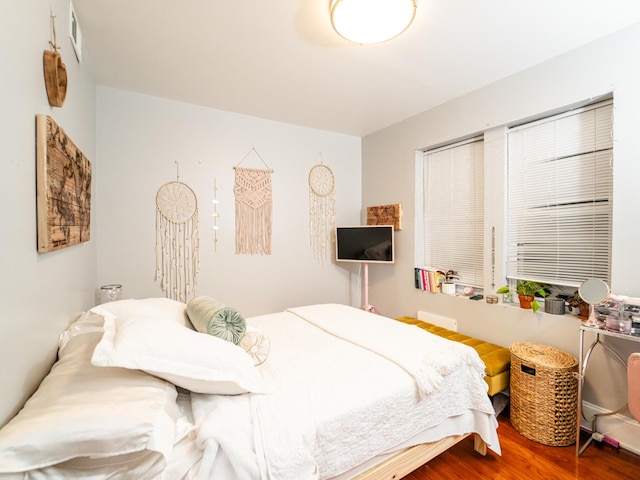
[580,401,640,455]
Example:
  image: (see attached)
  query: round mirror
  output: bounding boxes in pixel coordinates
[578,278,610,326]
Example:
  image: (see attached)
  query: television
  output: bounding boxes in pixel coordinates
[335,225,395,263]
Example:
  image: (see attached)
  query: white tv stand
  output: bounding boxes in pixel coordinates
[363,263,378,313]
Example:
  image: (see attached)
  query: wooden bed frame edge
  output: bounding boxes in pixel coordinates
[354,433,487,480]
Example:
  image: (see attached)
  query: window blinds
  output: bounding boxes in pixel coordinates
[423,138,484,287]
[506,100,613,287]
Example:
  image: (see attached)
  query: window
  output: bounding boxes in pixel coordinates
[420,137,485,287]
[506,100,613,288]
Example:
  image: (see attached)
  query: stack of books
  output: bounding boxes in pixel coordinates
[414,268,444,293]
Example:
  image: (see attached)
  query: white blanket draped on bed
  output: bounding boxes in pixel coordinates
[191,390,319,480]
[190,304,499,480]
[286,304,486,399]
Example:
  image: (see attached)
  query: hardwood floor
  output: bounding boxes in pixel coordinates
[405,408,640,480]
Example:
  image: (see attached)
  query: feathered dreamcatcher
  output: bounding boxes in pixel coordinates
[155,178,199,302]
[234,148,274,255]
[308,161,336,263]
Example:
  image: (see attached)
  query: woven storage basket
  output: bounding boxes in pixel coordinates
[509,342,578,446]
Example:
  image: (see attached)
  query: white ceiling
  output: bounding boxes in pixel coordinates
[72,0,640,137]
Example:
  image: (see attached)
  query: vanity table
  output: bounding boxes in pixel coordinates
[575,324,640,456]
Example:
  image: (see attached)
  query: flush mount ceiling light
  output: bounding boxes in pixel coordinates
[330,0,417,44]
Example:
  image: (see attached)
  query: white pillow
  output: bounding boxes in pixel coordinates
[90,297,190,328]
[0,330,177,477]
[92,316,267,395]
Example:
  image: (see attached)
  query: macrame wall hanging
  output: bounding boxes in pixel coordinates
[155,164,200,302]
[308,159,336,263]
[234,148,274,255]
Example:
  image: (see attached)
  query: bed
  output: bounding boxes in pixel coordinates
[0,299,500,479]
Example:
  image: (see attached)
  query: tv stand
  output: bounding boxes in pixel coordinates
[363,263,378,313]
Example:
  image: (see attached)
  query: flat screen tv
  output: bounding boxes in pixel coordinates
[335,225,394,263]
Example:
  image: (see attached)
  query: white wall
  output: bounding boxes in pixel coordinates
[96,88,362,317]
[0,0,97,425]
[362,23,640,447]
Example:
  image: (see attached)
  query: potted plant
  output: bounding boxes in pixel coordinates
[440,270,459,295]
[567,290,590,320]
[496,280,548,313]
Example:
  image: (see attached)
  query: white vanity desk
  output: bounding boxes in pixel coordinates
[575,324,640,456]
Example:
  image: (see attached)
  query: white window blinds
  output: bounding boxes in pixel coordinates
[423,138,484,287]
[506,100,613,287]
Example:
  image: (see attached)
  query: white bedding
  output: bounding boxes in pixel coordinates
[0,301,500,480]
[189,304,500,480]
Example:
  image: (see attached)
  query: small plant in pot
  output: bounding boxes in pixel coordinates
[440,270,459,295]
[496,280,549,313]
[567,290,590,320]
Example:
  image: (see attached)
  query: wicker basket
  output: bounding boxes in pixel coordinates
[509,342,578,446]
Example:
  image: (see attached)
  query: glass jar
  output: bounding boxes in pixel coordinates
[100,284,122,303]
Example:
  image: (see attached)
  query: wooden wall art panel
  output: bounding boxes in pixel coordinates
[36,114,92,252]
[367,203,402,230]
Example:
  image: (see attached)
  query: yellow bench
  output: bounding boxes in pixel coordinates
[395,316,510,396]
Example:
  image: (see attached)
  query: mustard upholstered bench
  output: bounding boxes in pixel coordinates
[395,316,510,396]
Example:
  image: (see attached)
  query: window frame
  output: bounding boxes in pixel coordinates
[414,98,614,299]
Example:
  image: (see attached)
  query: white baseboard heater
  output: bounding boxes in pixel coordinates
[417,311,458,332]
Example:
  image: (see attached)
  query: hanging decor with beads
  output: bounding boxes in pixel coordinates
[233,148,274,255]
[155,163,199,302]
[308,158,336,263]
[212,176,220,251]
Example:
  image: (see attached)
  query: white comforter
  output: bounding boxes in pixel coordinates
[190,304,499,480]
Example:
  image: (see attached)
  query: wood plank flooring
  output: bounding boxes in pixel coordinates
[404,408,640,480]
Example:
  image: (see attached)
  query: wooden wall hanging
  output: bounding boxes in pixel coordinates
[367,203,403,230]
[43,12,67,107]
[36,114,92,252]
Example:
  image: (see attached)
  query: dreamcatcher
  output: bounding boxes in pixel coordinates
[308,161,336,263]
[234,148,274,255]
[155,179,199,302]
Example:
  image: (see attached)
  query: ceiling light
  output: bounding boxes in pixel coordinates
[330,0,417,45]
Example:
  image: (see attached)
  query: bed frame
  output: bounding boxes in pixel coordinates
[355,433,487,479]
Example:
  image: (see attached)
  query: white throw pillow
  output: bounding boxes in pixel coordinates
[92,316,267,395]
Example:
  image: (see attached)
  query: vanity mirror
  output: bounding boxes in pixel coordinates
[578,278,610,327]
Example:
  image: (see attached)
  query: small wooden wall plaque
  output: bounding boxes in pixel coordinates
[43,50,67,107]
[367,203,402,230]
